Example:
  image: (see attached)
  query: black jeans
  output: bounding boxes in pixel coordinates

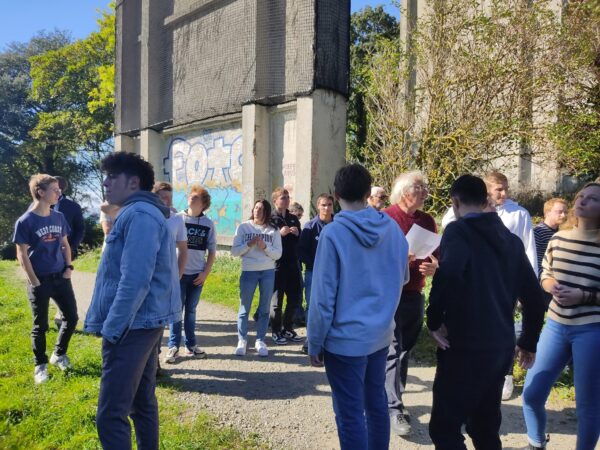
[271,263,302,333]
[97,327,163,450]
[385,291,424,415]
[27,275,78,366]
[429,347,514,450]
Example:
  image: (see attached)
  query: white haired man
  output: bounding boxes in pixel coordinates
[383,171,439,436]
[368,186,388,211]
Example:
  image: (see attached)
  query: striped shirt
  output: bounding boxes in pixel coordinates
[534,222,558,277]
[541,228,600,325]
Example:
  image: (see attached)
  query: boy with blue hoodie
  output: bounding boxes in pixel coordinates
[307,164,409,450]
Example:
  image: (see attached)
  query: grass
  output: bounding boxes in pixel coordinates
[0,260,265,449]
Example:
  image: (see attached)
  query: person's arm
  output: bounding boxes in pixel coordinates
[307,231,339,359]
[101,212,162,343]
[426,224,469,336]
[231,224,251,257]
[16,243,39,287]
[176,241,187,279]
[263,228,283,261]
[101,219,112,236]
[297,225,311,265]
[61,236,73,279]
[521,212,538,275]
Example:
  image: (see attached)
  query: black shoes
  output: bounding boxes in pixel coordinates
[281,329,304,342]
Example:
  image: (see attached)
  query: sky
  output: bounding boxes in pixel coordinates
[0,1,399,50]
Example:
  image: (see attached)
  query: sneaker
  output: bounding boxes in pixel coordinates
[34,364,49,384]
[184,346,207,359]
[502,375,514,400]
[49,352,71,371]
[235,339,247,356]
[255,340,269,357]
[281,329,304,342]
[164,347,179,364]
[301,343,308,355]
[271,332,288,345]
[390,413,411,436]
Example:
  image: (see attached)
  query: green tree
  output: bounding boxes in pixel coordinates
[347,6,398,162]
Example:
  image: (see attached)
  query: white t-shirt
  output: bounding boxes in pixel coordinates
[179,211,217,275]
[167,211,187,243]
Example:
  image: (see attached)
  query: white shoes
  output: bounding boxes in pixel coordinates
[234,339,247,356]
[34,364,49,384]
[255,340,269,357]
[49,353,71,371]
[502,375,514,400]
[164,347,179,364]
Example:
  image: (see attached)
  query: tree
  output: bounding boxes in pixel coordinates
[347,6,398,162]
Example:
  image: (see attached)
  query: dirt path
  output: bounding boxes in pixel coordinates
[71,271,578,450]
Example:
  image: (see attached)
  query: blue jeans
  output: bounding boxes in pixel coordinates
[324,347,390,450]
[523,319,600,450]
[168,274,203,349]
[238,269,275,341]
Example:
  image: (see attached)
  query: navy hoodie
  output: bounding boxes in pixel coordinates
[427,212,545,353]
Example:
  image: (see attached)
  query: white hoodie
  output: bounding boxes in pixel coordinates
[231,220,282,271]
[441,199,537,273]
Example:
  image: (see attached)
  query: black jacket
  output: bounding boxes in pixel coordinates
[427,212,545,353]
[54,196,85,254]
[271,210,301,269]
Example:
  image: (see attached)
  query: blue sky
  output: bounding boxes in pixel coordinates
[0,1,399,50]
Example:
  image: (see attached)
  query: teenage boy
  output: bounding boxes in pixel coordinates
[84,152,181,449]
[427,174,545,450]
[383,170,439,436]
[297,193,334,353]
[165,185,216,362]
[270,187,303,344]
[53,176,85,259]
[13,174,78,384]
[441,170,538,399]
[534,198,568,278]
[308,163,409,450]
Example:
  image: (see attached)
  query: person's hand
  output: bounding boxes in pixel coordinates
[247,236,258,247]
[62,268,73,279]
[309,353,324,367]
[408,252,416,263]
[31,279,41,288]
[429,324,450,350]
[193,272,208,286]
[280,226,291,236]
[289,226,300,236]
[419,254,439,277]
[256,238,267,250]
[515,346,536,369]
[552,283,583,307]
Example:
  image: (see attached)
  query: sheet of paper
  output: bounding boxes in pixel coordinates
[405,224,441,259]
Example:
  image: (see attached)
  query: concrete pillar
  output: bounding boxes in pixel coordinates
[242,104,271,218]
[140,129,165,179]
[114,135,136,153]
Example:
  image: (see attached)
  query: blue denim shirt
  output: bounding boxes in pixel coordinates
[84,192,181,343]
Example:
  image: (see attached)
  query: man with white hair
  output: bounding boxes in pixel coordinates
[368,186,388,211]
[383,171,439,436]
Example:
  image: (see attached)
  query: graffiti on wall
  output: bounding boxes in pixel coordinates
[164,125,243,237]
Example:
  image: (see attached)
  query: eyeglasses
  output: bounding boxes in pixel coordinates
[411,185,428,193]
[374,194,388,200]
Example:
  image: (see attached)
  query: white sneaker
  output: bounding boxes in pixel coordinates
[164,347,179,364]
[234,339,247,356]
[49,353,71,371]
[255,339,268,357]
[34,364,49,384]
[502,375,514,400]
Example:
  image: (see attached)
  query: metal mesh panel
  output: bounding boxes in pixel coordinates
[115,0,350,134]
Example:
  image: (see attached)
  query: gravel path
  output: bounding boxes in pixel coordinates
[71,271,578,450]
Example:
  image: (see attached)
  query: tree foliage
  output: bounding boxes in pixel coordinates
[0,8,115,245]
[355,0,600,214]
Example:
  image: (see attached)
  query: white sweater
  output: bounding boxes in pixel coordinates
[231,221,282,271]
[441,199,537,273]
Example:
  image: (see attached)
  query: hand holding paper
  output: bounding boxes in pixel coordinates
[405,224,441,259]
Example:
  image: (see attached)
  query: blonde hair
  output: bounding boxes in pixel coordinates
[29,174,58,200]
[390,171,424,204]
[484,171,508,187]
[567,182,600,229]
[271,187,289,204]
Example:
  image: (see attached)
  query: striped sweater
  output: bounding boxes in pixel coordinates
[541,228,600,325]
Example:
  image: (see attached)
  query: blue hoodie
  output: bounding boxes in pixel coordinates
[307,207,409,357]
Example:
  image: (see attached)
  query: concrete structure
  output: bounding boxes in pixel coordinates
[114,0,350,243]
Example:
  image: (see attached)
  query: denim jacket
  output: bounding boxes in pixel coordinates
[84,191,181,343]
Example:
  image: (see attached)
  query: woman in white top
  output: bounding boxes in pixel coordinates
[231,199,282,356]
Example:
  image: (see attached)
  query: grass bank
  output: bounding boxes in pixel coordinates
[0,260,265,449]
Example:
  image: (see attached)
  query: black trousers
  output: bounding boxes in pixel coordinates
[271,263,302,333]
[27,275,78,366]
[385,291,424,414]
[97,328,163,450]
[429,347,514,450]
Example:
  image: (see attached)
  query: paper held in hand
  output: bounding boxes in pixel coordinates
[405,224,441,259]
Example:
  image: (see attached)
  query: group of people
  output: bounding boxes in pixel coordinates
[12,150,599,450]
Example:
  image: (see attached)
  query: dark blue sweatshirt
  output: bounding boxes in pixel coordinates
[297,215,333,271]
[427,212,545,353]
[54,196,85,252]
